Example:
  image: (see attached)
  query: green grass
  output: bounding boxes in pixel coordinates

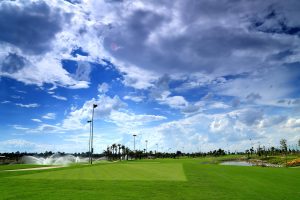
[12,163,186,181]
[0,164,50,171]
[0,158,299,200]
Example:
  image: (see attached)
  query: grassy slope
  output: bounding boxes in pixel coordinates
[0,158,299,200]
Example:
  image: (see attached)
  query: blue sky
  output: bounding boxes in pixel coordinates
[0,0,300,153]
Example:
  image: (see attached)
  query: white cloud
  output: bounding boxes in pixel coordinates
[98,82,109,93]
[0,139,74,153]
[11,125,29,130]
[233,109,264,126]
[108,110,166,128]
[15,103,39,108]
[0,139,34,148]
[62,94,126,130]
[52,94,68,101]
[28,123,64,134]
[123,95,145,102]
[210,117,230,133]
[214,67,297,106]
[120,64,157,89]
[1,0,300,153]
[42,113,56,120]
[31,119,42,123]
[156,91,188,109]
[208,102,230,109]
[73,61,92,82]
[285,118,300,129]
[257,116,287,128]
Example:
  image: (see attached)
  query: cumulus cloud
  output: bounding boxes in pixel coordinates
[214,66,298,106]
[158,94,189,109]
[0,0,92,89]
[62,94,126,130]
[285,118,300,128]
[1,53,27,73]
[102,0,299,79]
[233,109,264,126]
[0,0,70,55]
[1,0,300,152]
[210,117,229,133]
[258,116,287,128]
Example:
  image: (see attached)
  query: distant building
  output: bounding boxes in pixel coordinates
[0,155,6,164]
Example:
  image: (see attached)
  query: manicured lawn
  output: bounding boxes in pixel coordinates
[0,164,50,171]
[12,163,186,181]
[0,158,299,200]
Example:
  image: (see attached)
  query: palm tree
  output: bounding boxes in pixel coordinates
[117,144,121,160]
[125,147,130,160]
[121,145,125,160]
[111,144,117,160]
[250,147,254,155]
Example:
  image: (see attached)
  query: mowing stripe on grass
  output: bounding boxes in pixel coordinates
[11,163,187,181]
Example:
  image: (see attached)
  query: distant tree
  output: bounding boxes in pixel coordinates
[280,139,288,167]
[111,144,117,159]
[270,147,275,156]
[245,150,250,159]
[121,145,125,160]
[125,147,130,160]
[280,139,287,152]
[298,139,300,148]
[117,144,121,159]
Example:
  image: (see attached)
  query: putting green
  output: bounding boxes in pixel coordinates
[12,163,187,181]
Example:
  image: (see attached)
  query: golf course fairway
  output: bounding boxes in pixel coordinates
[0,158,299,200]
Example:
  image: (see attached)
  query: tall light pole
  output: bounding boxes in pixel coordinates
[145,140,148,154]
[156,143,158,154]
[87,120,92,164]
[90,104,97,164]
[133,134,137,152]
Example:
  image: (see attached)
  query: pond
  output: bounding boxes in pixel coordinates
[220,161,254,166]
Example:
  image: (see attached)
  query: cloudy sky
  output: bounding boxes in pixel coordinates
[0,0,300,153]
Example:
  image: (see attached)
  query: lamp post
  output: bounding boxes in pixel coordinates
[87,120,92,164]
[156,143,158,154]
[133,134,137,152]
[90,104,97,164]
[145,140,148,154]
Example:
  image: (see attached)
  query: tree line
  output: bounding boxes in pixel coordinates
[1,138,299,164]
